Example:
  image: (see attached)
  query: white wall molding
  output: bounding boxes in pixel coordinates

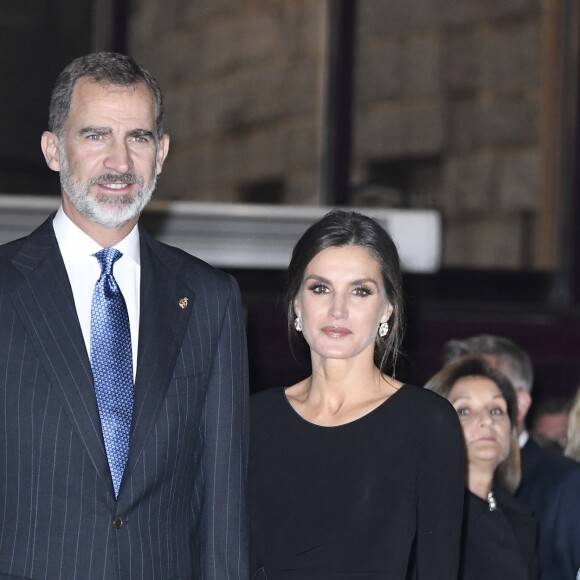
[0,195,441,272]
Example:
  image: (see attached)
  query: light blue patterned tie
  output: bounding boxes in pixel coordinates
[90,248,134,498]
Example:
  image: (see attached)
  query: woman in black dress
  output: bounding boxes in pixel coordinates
[248,210,465,579]
[425,357,538,580]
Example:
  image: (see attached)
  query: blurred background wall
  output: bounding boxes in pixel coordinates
[130,0,559,269]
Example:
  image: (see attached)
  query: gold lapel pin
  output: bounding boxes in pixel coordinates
[178,297,189,309]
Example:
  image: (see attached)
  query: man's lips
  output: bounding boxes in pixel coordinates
[98,182,132,190]
[321,326,352,338]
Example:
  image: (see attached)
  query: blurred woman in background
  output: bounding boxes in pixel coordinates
[426,356,538,580]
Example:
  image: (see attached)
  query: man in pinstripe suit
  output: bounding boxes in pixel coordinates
[0,52,249,578]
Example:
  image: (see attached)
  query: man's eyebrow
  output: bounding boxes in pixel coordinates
[79,126,111,136]
[128,128,155,139]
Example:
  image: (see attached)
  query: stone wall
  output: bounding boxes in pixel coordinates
[130,0,548,268]
[352,0,545,267]
[131,0,326,204]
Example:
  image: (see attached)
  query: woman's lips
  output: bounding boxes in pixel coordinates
[472,436,498,443]
[321,326,352,338]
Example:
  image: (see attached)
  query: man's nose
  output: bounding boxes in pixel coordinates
[103,140,132,174]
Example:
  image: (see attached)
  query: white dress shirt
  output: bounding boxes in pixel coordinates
[53,207,141,378]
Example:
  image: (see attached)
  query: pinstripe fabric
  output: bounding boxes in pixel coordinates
[0,216,249,579]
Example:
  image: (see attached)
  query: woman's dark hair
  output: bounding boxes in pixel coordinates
[285,209,405,375]
[49,51,164,141]
[425,356,521,492]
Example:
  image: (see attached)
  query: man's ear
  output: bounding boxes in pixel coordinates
[41,131,61,172]
[155,134,170,176]
[515,389,532,431]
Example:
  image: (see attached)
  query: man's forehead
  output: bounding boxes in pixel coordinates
[67,78,156,127]
[70,78,153,107]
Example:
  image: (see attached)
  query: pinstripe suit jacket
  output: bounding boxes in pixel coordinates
[0,215,249,579]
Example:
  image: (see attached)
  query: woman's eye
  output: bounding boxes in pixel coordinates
[310,284,329,294]
[490,407,505,416]
[457,407,470,416]
[353,286,372,296]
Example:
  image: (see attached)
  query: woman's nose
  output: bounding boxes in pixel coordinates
[479,411,494,426]
[329,295,347,319]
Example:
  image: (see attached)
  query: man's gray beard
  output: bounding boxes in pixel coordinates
[58,148,157,229]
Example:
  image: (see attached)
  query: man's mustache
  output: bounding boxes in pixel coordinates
[89,174,143,186]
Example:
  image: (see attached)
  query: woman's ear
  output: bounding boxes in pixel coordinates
[382,303,394,323]
[293,299,300,319]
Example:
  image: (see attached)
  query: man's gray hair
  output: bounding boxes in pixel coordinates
[442,334,534,392]
[48,51,164,141]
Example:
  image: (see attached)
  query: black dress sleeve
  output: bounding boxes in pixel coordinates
[414,391,466,578]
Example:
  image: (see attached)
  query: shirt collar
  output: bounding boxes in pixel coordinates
[53,205,140,265]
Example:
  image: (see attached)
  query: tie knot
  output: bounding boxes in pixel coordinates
[94,248,123,276]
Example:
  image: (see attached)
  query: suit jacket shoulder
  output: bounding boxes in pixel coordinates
[517,438,580,579]
[520,437,580,489]
[0,215,58,285]
[139,226,236,290]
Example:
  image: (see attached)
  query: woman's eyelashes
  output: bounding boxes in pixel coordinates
[307,283,374,296]
[309,283,330,294]
[353,285,373,296]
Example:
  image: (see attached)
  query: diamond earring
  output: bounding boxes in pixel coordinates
[294,316,303,332]
[378,321,389,337]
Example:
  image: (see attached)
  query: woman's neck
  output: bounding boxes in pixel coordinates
[467,464,495,500]
[285,362,401,427]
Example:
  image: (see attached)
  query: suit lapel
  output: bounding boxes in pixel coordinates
[10,218,110,482]
[123,231,193,480]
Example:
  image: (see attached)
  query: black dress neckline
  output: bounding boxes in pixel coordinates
[280,382,410,430]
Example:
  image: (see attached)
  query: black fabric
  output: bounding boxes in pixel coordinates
[460,488,538,580]
[248,384,465,580]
